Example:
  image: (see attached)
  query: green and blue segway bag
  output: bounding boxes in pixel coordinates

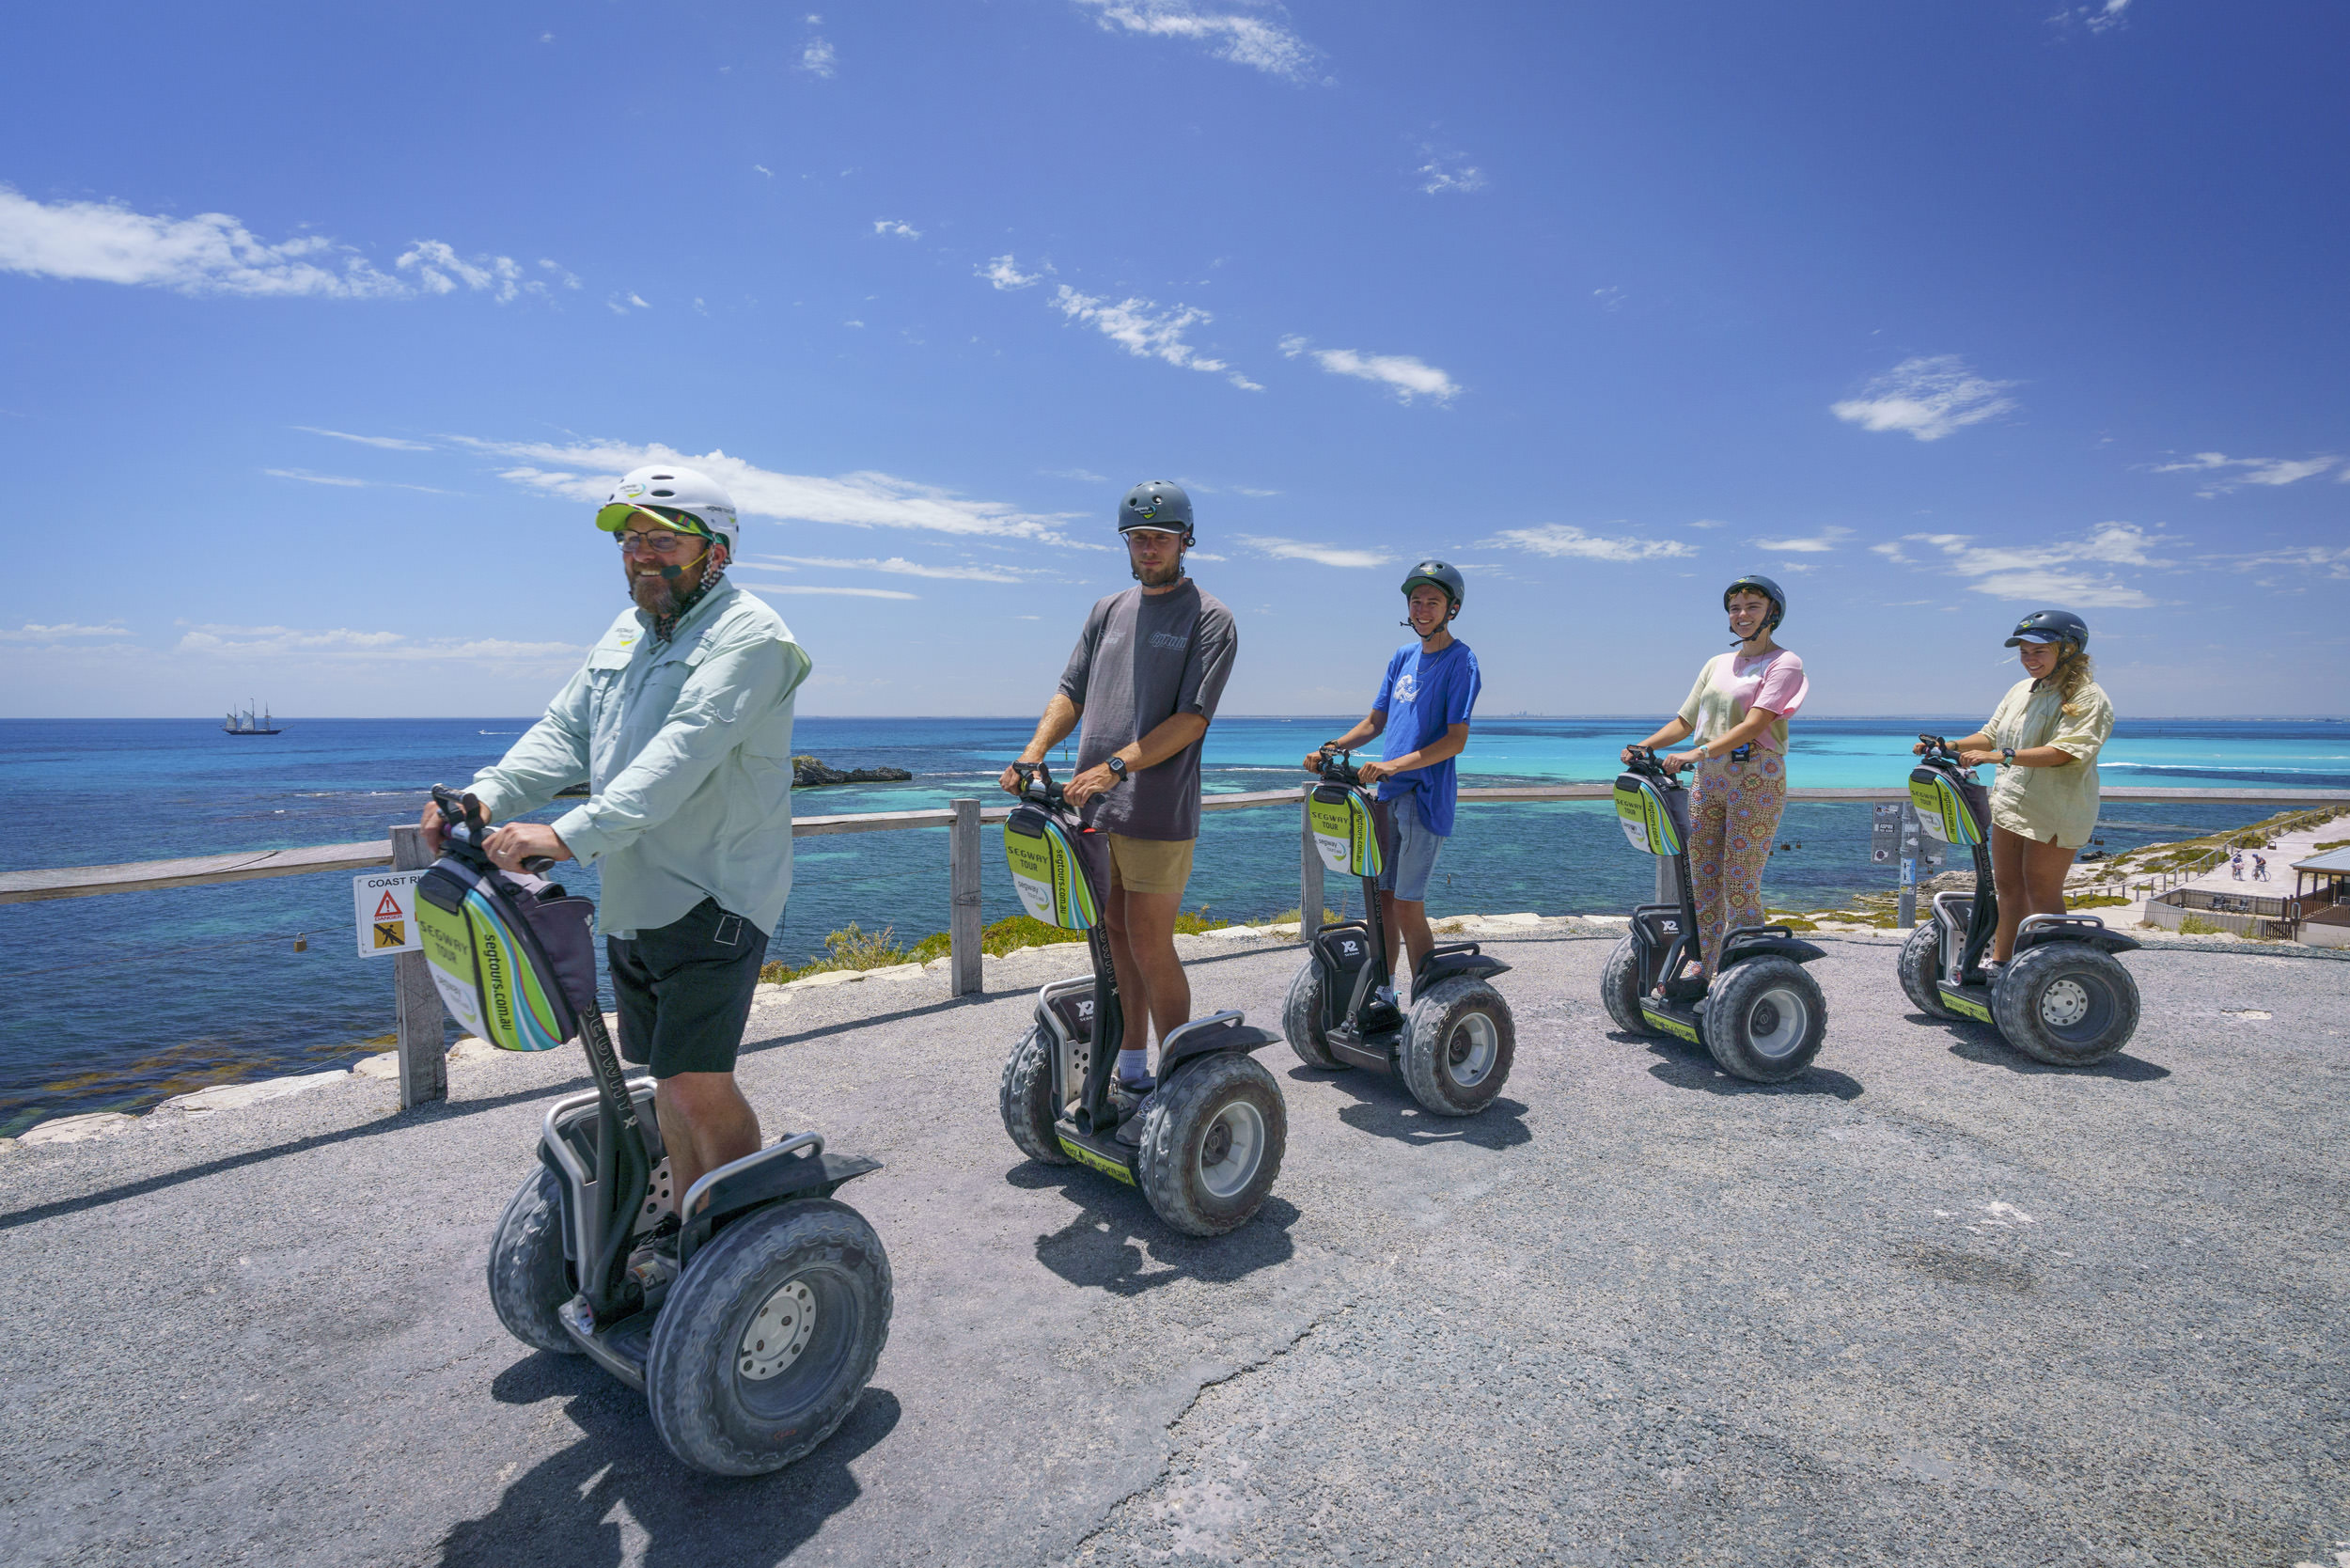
[1613,773,1689,857]
[1908,768,1989,848]
[1307,783,1383,878]
[415,855,599,1052]
[1004,806,1101,932]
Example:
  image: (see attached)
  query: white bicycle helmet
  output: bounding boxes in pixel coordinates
[595,464,741,552]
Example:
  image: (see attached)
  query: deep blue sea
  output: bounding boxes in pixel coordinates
[4,714,2344,1130]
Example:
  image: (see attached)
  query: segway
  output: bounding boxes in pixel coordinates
[1280,748,1515,1115]
[417,788,892,1477]
[995,762,1287,1236]
[1898,738,2142,1065]
[1600,746,1830,1081]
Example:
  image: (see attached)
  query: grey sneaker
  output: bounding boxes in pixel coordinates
[1114,1095,1154,1147]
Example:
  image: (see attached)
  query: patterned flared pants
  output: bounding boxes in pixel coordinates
[1686,751,1787,974]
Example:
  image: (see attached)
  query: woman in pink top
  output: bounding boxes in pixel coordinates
[1622,574,1810,995]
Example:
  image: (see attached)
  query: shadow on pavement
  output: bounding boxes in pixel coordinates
[1936,1024,2171,1081]
[1008,1165,1300,1295]
[439,1355,901,1568]
[1295,1068,1534,1150]
[1634,1039,1865,1100]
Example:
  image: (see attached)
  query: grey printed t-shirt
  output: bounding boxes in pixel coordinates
[1057,579,1238,841]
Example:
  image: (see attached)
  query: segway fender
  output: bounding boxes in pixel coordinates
[1721,934,1826,967]
[677,1144,884,1269]
[1157,1011,1279,1079]
[1418,941,1511,986]
[2013,918,2140,958]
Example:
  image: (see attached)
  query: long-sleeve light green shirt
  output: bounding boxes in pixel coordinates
[469,581,812,938]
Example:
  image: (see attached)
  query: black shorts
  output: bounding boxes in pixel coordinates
[607,898,771,1078]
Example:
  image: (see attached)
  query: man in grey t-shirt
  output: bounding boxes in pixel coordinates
[999,480,1238,1121]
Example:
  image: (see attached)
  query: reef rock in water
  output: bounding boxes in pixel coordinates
[792,755,914,788]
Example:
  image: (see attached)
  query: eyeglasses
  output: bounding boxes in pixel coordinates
[616,530,707,557]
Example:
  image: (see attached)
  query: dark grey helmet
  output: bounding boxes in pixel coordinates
[2004,608,2089,651]
[1401,559,1465,619]
[1118,480,1194,545]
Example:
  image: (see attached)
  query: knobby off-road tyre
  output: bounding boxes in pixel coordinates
[999,1025,1072,1166]
[1399,976,1515,1117]
[1898,922,1955,1019]
[1281,958,1342,1070]
[1136,1052,1286,1237]
[1993,942,2139,1067]
[1702,957,1827,1083]
[488,1167,580,1356]
[645,1199,893,1477]
[1600,934,1655,1036]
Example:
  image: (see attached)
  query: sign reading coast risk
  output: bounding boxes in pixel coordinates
[354,870,427,957]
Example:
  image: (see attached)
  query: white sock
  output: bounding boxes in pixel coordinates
[1118,1048,1150,1084]
[1375,983,1397,1006]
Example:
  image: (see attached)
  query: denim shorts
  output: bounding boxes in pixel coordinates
[1373,799,1446,902]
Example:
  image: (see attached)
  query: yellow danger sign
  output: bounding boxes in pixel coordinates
[354,870,425,958]
[373,920,407,949]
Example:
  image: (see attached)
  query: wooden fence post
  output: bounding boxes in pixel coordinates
[389,824,446,1108]
[1299,793,1324,943]
[950,798,983,996]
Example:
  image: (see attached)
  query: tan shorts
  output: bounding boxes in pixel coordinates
[1105,833,1196,897]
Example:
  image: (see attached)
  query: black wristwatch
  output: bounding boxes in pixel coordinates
[2002,747,2016,767]
[1106,755,1129,784]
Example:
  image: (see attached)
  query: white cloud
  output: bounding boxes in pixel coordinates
[172,622,583,665]
[1750,525,1851,554]
[0,621,133,643]
[2052,0,2132,33]
[264,467,454,494]
[1068,0,1317,80]
[1416,147,1486,195]
[752,585,917,600]
[1055,286,1259,389]
[1042,466,1109,483]
[1592,286,1625,312]
[295,426,432,451]
[873,219,921,240]
[394,241,548,303]
[801,35,838,76]
[1686,518,1729,529]
[453,437,1084,545]
[1831,355,2018,442]
[604,291,651,315]
[1886,523,2166,608]
[1240,535,1394,569]
[745,553,1026,583]
[2149,450,2338,496]
[979,255,1043,290]
[538,259,581,290]
[754,165,774,178]
[1278,336,1459,403]
[0,185,405,298]
[1482,524,1698,563]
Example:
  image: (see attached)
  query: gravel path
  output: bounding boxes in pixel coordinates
[4,929,2344,1567]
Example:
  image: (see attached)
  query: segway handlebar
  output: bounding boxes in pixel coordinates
[1621,744,1688,779]
[1309,746,1368,788]
[1009,760,1068,808]
[429,783,558,874]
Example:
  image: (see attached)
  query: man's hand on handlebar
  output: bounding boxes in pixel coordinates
[481,821,572,873]
[1063,762,1119,808]
[416,793,484,856]
[998,760,1040,795]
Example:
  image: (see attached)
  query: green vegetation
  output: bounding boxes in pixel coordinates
[2068,893,2130,909]
[2177,915,2233,936]
[758,905,1235,985]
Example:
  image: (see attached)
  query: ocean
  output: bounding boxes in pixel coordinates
[3,714,2343,1131]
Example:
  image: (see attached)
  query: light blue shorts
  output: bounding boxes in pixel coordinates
[1373,799,1446,902]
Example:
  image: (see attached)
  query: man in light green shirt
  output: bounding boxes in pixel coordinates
[419,463,810,1199]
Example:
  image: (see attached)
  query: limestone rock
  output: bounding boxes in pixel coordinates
[157,1070,351,1115]
[446,1036,501,1066]
[352,1052,400,1079]
[21,1111,139,1145]
[791,756,914,788]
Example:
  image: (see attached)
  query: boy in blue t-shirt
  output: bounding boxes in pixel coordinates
[1301,560,1481,1000]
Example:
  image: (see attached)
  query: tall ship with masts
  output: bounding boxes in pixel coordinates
[223,700,282,735]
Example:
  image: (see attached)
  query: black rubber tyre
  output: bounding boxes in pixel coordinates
[1281,958,1342,1070]
[488,1166,580,1356]
[1600,934,1656,1035]
[999,1024,1072,1166]
[1993,941,2140,1067]
[1702,957,1827,1083]
[1899,922,1955,1019]
[645,1199,893,1477]
[1399,976,1514,1117]
[1136,1052,1286,1237]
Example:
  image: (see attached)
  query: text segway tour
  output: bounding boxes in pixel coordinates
[1899,738,2143,1065]
[1600,746,1831,1081]
[995,762,1288,1236]
[418,787,893,1477]
[1281,747,1516,1115]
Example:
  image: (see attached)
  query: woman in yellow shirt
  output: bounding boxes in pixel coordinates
[1917,609,2114,970]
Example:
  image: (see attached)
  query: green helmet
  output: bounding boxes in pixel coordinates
[1401,559,1465,620]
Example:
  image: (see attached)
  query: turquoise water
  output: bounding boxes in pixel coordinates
[1,715,2341,1128]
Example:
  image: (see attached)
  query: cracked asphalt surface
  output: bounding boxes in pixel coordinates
[4,928,2346,1567]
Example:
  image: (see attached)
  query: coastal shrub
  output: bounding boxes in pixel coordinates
[2068,894,2129,909]
[2177,916,2233,936]
[759,904,1240,984]
[760,922,916,983]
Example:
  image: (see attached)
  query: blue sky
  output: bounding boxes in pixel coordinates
[3,0,2344,720]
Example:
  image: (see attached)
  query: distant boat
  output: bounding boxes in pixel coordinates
[223,700,282,736]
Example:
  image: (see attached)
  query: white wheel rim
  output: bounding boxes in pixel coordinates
[1198,1100,1265,1200]
[1445,1011,1498,1088]
[738,1278,818,1381]
[2040,977,2091,1029]
[1746,985,1810,1061]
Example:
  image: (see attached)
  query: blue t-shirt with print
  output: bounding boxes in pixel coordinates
[1372,638,1480,836]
